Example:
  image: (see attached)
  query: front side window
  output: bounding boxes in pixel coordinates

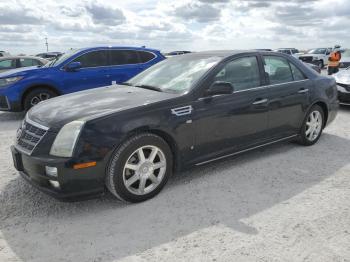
[290,63,306,81]
[214,56,261,91]
[110,50,140,66]
[0,59,15,69]
[73,50,108,68]
[264,56,293,84]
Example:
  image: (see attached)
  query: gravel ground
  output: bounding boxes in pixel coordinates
[0,107,350,262]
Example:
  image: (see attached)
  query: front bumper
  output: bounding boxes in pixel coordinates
[11,146,105,201]
[337,84,350,105]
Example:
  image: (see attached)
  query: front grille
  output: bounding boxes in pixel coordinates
[338,83,350,92]
[299,56,313,63]
[0,96,9,109]
[339,62,350,69]
[16,118,48,154]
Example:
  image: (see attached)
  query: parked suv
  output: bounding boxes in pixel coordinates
[299,48,332,68]
[0,46,165,111]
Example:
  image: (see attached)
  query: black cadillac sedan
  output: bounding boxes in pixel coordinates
[11,51,339,202]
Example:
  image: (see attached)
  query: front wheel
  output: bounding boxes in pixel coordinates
[297,105,324,146]
[23,88,57,111]
[106,133,173,203]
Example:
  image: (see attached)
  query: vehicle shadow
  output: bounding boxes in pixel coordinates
[0,111,25,122]
[1,133,349,262]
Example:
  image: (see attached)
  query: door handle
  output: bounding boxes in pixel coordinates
[252,98,268,105]
[298,88,309,94]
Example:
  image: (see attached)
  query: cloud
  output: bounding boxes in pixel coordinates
[85,3,126,25]
[173,2,222,23]
[0,0,349,55]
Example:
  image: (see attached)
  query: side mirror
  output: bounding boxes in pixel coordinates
[65,62,81,72]
[206,81,234,96]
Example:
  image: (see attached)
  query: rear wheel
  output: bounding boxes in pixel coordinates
[106,133,173,203]
[23,88,57,111]
[298,105,324,146]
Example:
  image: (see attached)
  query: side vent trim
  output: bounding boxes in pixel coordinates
[171,106,193,116]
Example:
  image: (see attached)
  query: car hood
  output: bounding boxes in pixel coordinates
[334,69,350,85]
[0,66,42,78]
[28,85,178,130]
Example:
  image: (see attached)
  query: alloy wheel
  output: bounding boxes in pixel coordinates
[30,93,51,106]
[305,110,322,141]
[123,145,167,195]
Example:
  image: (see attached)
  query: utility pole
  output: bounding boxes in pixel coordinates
[45,37,49,52]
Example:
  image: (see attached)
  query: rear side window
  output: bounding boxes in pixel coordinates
[73,51,108,68]
[20,58,36,67]
[0,59,15,69]
[290,63,306,81]
[110,50,140,65]
[264,56,293,84]
[138,51,156,63]
[214,56,261,91]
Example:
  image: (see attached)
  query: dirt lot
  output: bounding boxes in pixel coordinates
[0,107,350,262]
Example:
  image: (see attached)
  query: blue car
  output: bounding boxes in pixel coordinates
[0,46,165,111]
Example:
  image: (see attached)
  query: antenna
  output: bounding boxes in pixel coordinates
[45,37,49,52]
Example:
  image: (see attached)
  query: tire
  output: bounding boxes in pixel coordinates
[319,60,324,69]
[106,133,173,203]
[23,88,57,111]
[297,105,324,146]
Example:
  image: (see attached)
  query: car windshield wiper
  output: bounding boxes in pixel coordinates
[135,84,162,92]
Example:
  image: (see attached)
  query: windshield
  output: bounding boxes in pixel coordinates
[126,56,221,94]
[42,49,79,67]
[308,48,327,54]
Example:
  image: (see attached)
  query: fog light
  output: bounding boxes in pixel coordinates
[45,166,58,177]
[49,180,60,189]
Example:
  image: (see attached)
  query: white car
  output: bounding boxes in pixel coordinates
[333,68,350,105]
[339,49,350,70]
[299,48,332,68]
[0,51,10,57]
[276,48,303,58]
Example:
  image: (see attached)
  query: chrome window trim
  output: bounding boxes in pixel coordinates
[231,79,310,94]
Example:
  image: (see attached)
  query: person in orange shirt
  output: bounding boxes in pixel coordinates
[328,45,342,75]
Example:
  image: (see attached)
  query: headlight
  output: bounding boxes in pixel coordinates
[50,120,85,157]
[312,57,318,61]
[0,76,23,88]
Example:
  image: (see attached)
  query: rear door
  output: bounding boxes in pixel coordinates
[263,55,312,138]
[62,50,110,93]
[108,50,151,84]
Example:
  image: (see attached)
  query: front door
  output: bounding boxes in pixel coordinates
[63,50,111,94]
[191,55,270,163]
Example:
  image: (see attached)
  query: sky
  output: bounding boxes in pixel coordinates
[0,0,349,55]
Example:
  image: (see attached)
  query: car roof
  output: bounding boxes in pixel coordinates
[0,56,46,60]
[77,46,162,53]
